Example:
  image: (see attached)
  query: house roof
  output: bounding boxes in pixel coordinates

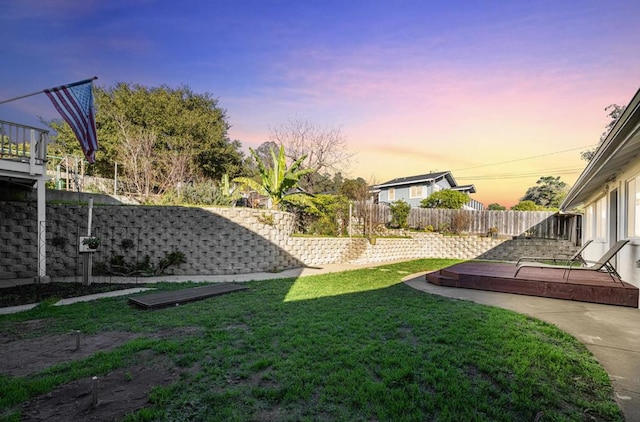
[375,171,457,189]
[561,87,640,210]
[452,184,476,194]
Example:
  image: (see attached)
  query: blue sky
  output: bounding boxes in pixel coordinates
[1,0,639,206]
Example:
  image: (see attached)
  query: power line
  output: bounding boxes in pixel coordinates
[452,144,596,172]
[458,167,585,181]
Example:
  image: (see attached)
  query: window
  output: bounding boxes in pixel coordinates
[585,196,607,239]
[595,196,607,239]
[410,185,423,198]
[585,204,594,239]
[627,175,640,237]
[388,188,395,201]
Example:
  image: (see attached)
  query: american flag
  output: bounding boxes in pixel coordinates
[45,80,98,163]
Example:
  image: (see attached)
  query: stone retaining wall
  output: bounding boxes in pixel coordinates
[0,201,578,280]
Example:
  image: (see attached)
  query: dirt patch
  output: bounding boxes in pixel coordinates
[1,331,141,377]
[21,354,181,421]
[0,283,148,308]
[0,318,54,344]
[2,327,203,421]
[0,326,202,377]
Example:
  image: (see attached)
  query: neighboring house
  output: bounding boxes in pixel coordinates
[374,171,483,210]
[561,87,640,292]
[0,119,50,282]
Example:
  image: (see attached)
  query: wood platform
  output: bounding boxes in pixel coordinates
[426,262,639,307]
[129,283,248,309]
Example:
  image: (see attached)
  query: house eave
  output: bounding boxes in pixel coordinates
[375,177,435,189]
[452,184,476,194]
[375,171,455,189]
[561,87,640,211]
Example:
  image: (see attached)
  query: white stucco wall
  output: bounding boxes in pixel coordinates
[581,159,640,288]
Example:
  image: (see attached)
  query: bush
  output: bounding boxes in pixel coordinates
[510,200,540,211]
[450,212,472,234]
[297,194,351,236]
[156,251,186,275]
[421,190,469,209]
[389,200,411,228]
[161,180,239,206]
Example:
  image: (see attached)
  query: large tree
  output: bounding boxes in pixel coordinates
[520,176,568,209]
[47,83,245,199]
[269,118,354,193]
[581,104,626,161]
[340,177,369,201]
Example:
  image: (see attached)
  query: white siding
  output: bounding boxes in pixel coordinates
[388,188,395,201]
[409,185,423,198]
[582,160,640,291]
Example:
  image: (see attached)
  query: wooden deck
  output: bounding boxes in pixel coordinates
[129,283,248,309]
[426,262,639,308]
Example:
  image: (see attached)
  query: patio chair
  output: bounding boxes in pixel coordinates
[514,240,630,282]
[516,239,593,266]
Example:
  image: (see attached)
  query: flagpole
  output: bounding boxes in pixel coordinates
[0,76,98,105]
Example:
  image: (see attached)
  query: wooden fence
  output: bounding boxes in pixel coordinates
[357,204,579,242]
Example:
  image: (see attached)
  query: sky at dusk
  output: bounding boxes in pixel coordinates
[1,0,639,207]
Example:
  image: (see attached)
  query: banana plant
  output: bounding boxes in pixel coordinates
[234,145,316,210]
[220,174,243,205]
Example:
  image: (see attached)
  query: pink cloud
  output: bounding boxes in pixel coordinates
[226,18,639,206]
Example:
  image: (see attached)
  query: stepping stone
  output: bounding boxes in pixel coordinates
[129,283,248,309]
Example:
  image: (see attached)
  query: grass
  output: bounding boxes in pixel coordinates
[0,259,623,421]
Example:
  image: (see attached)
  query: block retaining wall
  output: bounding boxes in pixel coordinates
[0,201,577,280]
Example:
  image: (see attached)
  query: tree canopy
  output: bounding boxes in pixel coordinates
[520,176,568,209]
[340,177,370,201]
[487,203,506,211]
[510,200,540,211]
[420,190,469,209]
[47,83,245,199]
[269,118,354,193]
[581,104,626,161]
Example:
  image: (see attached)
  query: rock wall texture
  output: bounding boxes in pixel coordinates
[0,201,577,280]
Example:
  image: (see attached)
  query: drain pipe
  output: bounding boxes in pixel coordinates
[82,198,94,286]
[87,197,93,237]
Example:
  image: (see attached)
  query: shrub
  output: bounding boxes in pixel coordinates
[389,199,411,229]
[420,190,469,209]
[450,212,472,234]
[510,200,540,211]
[156,251,186,275]
[297,194,350,236]
[161,179,240,206]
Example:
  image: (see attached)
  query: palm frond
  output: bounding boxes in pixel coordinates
[233,176,264,194]
[242,144,316,210]
[283,192,318,212]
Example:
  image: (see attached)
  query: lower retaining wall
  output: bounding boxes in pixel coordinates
[316,235,577,265]
[0,201,577,280]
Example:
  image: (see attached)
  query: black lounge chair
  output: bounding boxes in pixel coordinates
[516,239,593,266]
[514,239,630,282]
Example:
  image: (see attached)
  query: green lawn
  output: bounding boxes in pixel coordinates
[0,259,622,421]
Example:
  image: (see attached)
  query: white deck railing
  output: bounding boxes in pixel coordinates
[0,119,49,167]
